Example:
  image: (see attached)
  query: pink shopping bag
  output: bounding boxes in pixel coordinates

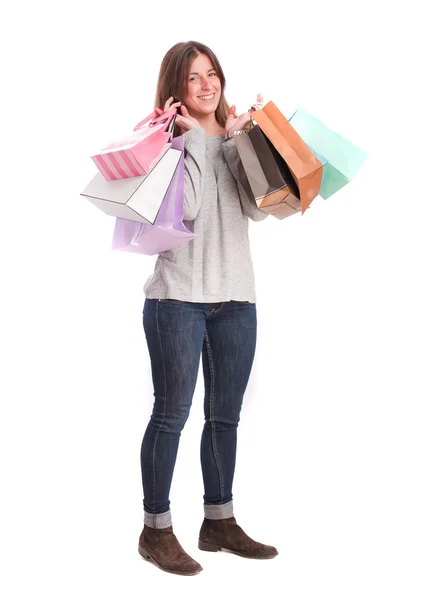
[111,135,196,255]
[91,109,176,181]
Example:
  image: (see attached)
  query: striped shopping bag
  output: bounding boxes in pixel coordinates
[91,109,176,181]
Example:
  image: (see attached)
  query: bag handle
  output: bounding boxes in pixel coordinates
[133,108,177,132]
[131,221,145,245]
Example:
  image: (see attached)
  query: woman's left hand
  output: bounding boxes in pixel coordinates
[225,93,264,138]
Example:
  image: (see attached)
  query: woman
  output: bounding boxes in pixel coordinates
[138,41,278,575]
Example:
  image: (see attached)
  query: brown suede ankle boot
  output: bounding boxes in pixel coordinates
[138,524,202,575]
[198,517,278,559]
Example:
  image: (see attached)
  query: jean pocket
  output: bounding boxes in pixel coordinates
[157,299,194,333]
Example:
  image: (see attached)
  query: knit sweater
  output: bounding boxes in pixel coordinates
[143,127,268,303]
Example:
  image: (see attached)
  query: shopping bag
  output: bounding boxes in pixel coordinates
[91,109,176,181]
[111,134,196,255]
[234,125,301,219]
[81,144,182,224]
[289,108,368,199]
[253,101,324,214]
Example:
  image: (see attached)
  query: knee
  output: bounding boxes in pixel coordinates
[150,404,191,434]
[204,415,240,431]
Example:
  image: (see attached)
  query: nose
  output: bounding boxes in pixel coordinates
[200,77,213,90]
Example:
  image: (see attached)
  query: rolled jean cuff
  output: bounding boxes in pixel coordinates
[204,500,234,520]
[144,509,172,529]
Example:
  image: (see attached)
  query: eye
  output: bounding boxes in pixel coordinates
[209,72,217,77]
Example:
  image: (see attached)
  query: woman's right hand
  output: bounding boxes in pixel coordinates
[154,97,200,133]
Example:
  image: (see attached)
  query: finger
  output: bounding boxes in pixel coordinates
[164,96,174,111]
[227,105,238,124]
[225,105,237,128]
[250,94,264,112]
[180,105,189,116]
[175,115,190,131]
[154,107,163,116]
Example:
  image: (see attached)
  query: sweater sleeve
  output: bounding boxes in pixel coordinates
[183,127,207,221]
[222,137,269,222]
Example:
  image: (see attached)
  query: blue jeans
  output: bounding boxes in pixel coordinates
[141,298,257,528]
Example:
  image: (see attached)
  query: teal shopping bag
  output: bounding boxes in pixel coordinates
[289,109,367,199]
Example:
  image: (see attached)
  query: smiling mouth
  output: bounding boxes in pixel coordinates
[198,93,215,101]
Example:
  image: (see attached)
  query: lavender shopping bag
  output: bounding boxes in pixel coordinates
[111,135,196,255]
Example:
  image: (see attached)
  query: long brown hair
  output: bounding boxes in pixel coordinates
[155,41,230,137]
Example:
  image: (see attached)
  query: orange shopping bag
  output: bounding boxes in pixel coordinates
[253,101,323,214]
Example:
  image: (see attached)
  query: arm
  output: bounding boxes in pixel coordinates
[182,127,206,221]
[222,137,269,222]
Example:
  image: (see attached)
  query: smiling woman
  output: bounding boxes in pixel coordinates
[154,41,229,137]
[137,40,277,576]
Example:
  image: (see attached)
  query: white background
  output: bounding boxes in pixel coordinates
[1,0,436,598]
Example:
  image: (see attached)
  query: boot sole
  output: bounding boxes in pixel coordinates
[138,544,203,575]
[198,539,278,560]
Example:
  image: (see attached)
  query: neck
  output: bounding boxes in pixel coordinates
[192,110,225,136]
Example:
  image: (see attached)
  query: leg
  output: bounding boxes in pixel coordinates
[198,302,278,559]
[141,299,206,528]
[200,301,257,518]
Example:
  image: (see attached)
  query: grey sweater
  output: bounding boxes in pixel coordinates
[143,127,268,303]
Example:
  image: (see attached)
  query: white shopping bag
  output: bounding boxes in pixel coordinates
[81,148,182,224]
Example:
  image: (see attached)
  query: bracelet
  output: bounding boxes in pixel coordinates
[225,129,246,140]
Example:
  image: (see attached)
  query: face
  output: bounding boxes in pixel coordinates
[183,53,222,117]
